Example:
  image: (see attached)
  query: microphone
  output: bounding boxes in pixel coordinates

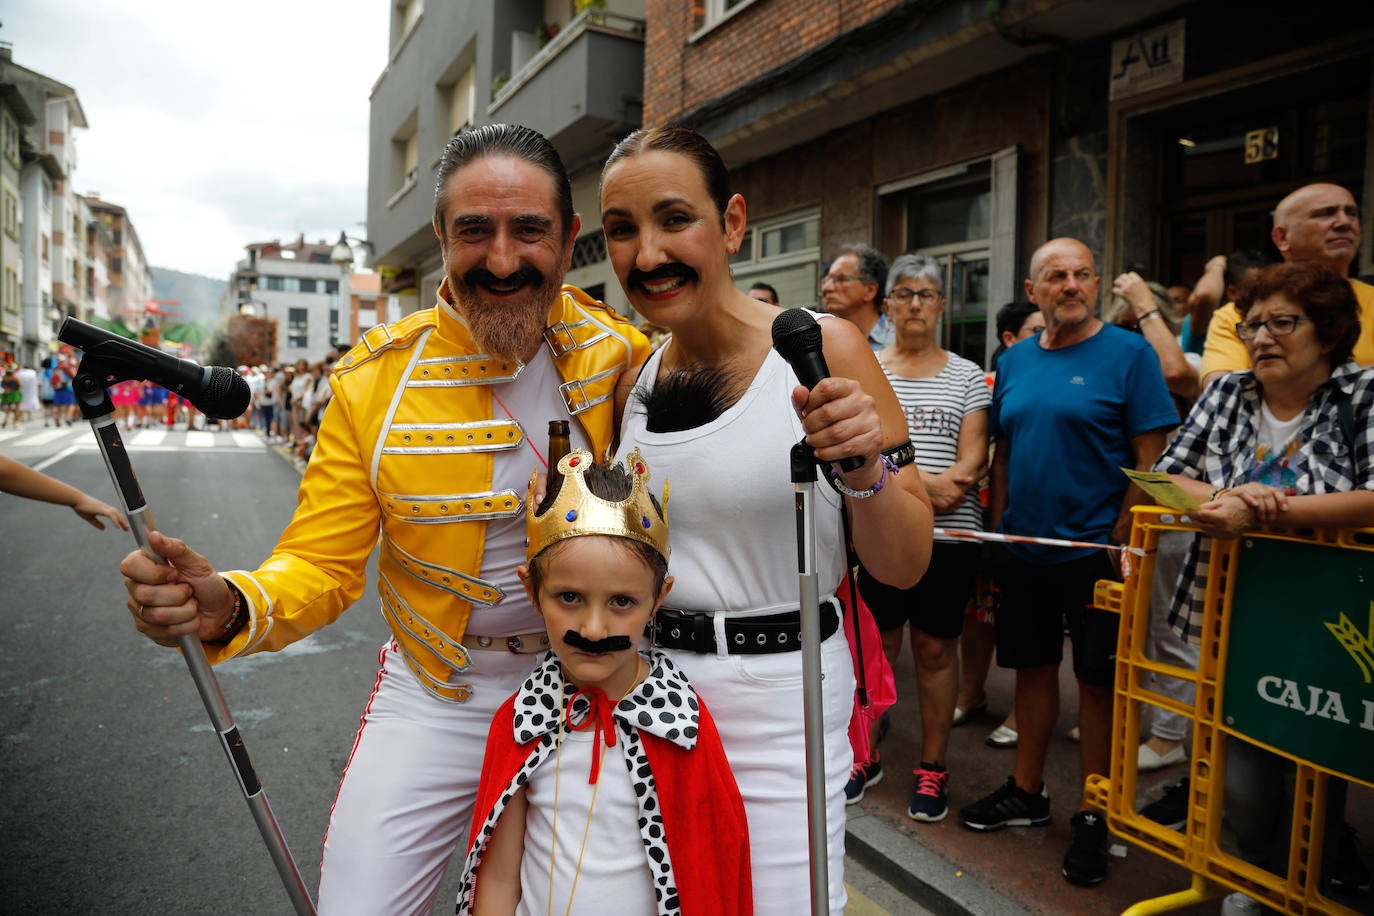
[770,308,864,473]
[58,317,252,419]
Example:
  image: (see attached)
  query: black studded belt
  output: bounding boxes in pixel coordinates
[648,600,841,655]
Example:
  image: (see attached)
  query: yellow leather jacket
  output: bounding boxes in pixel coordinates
[214,281,649,701]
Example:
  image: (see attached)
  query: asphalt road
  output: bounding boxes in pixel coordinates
[1,437,400,914]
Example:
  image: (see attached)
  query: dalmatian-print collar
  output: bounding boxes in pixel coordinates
[511,650,699,749]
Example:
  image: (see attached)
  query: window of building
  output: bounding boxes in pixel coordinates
[330,308,339,342]
[282,277,301,293]
[265,276,285,292]
[877,148,1019,369]
[42,234,50,264]
[41,181,51,210]
[2,111,18,166]
[3,190,17,239]
[288,307,308,348]
[3,267,17,314]
[694,0,756,33]
[324,280,339,295]
[109,256,122,274]
[300,278,317,293]
[727,208,821,309]
[389,110,420,204]
[395,0,423,43]
[439,63,475,154]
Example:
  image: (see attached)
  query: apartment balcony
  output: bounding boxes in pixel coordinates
[490,10,644,170]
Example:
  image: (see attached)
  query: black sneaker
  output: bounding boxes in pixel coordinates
[1139,777,1188,830]
[1327,823,1371,896]
[845,756,883,805]
[958,776,1051,831]
[1063,810,1109,886]
[907,763,949,823]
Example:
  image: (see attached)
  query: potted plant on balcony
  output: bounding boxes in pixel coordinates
[574,0,606,13]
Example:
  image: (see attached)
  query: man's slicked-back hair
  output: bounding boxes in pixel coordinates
[603,125,732,225]
[433,123,574,238]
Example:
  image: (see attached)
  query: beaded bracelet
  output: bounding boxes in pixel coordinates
[208,581,246,645]
[825,453,899,500]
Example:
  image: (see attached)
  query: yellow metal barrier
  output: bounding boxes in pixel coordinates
[1086,506,1374,916]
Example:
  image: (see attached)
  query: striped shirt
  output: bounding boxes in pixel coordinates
[879,350,990,537]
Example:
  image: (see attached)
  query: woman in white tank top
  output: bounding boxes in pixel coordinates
[600,126,934,916]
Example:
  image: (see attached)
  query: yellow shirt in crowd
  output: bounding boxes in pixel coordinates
[1200,278,1374,380]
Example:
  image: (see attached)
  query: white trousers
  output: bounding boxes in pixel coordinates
[1145,530,1199,743]
[316,640,538,916]
[663,627,856,916]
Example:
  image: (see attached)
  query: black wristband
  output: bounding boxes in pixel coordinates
[882,440,917,468]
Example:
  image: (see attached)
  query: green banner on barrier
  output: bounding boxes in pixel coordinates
[1223,537,1374,783]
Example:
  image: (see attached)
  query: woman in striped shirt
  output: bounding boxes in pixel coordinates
[850,253,990,822]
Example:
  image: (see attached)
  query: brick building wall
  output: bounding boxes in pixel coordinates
[643,0,905,125]
[731,58,1051,259]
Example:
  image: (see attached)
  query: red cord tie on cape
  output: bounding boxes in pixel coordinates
[566,686,617,784]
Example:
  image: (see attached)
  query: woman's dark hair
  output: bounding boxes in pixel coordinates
[433,123,574,239]
[1236,261,1361,367]
[528,460,668,593]
[603,125,732,225]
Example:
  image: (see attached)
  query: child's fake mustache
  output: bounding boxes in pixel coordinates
[563,630,634,654]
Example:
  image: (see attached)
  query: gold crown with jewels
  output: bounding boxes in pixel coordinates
[525,447,669,561]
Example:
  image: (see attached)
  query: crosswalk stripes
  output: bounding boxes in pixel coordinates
[0,426,277,452]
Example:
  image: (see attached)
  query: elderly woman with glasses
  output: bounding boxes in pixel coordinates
[848,253,990,822]
[1153,260,1374,911]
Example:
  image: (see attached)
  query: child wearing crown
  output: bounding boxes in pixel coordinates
[456,449,752,916]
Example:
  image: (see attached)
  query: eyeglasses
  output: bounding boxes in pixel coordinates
[1234,315,1312,340]
[887,287,941,306]
[822,272,864,286]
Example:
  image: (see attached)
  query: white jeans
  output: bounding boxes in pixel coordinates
[663,627,856,916]
[316,640,537,916]
[1145,530,1199,743]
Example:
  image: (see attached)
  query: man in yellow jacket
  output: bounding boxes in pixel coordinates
[119,124,650,914]
[1200,182,1371,387]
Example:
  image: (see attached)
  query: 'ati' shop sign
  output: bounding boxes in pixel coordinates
[1109,18,1185,102]
[1222,537,1374,784]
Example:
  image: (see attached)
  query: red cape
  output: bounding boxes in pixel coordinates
[466,690,752,915]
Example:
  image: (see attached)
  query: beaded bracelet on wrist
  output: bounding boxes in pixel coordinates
[825,453,899,500]
[208,581,247,645]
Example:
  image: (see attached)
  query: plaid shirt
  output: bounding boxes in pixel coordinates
[1153,361,1374,638]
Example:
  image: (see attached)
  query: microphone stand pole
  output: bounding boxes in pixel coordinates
[790,441,829,916]
[68,357,317,916]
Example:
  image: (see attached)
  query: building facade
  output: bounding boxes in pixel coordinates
[644,0,1373,367]
[0,73,35,364]
[363,1,1372,368]
[85,196,151,331]
[0,44,89,366]
[366,0,647,322]
[226,235,349,366]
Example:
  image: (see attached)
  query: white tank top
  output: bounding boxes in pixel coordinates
[473,348,592,636]
[518,730,658,916]
[617,340,844,614]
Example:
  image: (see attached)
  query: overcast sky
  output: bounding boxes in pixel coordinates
[4,0,388,279]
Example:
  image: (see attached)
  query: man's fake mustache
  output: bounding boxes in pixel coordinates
[462,265,544,291]
[563,630,634,654]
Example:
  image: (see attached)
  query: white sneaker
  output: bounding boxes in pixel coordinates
[1138,742,1187,771]
[1219,891,1264,915]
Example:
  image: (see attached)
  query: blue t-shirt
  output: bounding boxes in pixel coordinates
[990,324,1177,562]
